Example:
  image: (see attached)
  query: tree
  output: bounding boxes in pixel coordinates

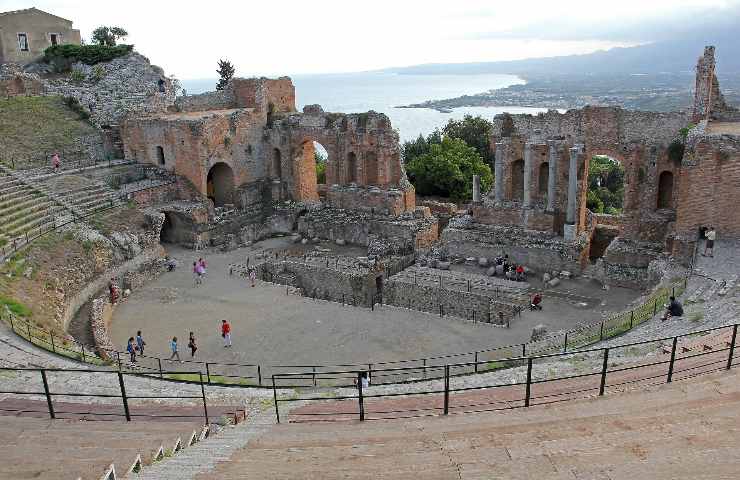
[401,129,442,164]
[587,155,624,214]
[216,59,235,91]
[442,115,494,167]
[406,137,492,201]
[315,150,327,184]
[91,26,128,47]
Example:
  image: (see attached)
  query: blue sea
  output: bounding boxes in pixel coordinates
[181,72,550,142]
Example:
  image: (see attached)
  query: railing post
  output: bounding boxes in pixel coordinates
[667,336,679,383]
[26,322,32,342]
[423,358,427,379]
[443,365,450,415]
[272,376,280,424]
[522,343,526,356]
[727,324,738,370]
[563,332,568,353]
[116,351,122,372]
[357,372,365,421]
[629,310,634,329]
[40,369,55,419]
[257,365,262,386]
[50,332,56,353]
[158,358,163,378]
[199,372,209,425]
[312,366,317,387]
[118,371,131,421]
[524,357,533,407]
[205,363,211,384]
[368,364,373,384]
[653,298,658,316]
[80,343,86,363]
[599,348,609,396]
[474,352,479,373]
[599,321,605,341]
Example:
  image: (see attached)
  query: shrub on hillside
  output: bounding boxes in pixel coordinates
[63,96,90,121]
[43,44,133,72]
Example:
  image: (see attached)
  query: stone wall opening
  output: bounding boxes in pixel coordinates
[272,148,282,179]
[657,171,674,209]
[347,151,358,183]
[538,162,549,196]
[365,151,379,185]
[206,162,234,207]
[314,142,328,185]
[156,146,165,166]
[160,211,194,246]
[587,155,625,215]
[511,159,524,201]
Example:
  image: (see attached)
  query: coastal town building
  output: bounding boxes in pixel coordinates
[0,7,81,64]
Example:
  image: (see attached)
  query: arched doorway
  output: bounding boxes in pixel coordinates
[314,142,327,185]
[156,146,165,166]
[272,148,282,179]
[206,162,234,207]
[511,159,524,201]
[347,152,357,183]
[538,162,549,196]
[657,171,674,209]
[364,151,379,185]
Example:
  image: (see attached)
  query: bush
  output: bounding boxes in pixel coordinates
[44,44,133,71]
[68,68,85,83]
[63,96,90,120]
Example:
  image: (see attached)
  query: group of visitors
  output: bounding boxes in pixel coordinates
[193,257,207,286]
[492,255,527,282]
[124,320,232,365]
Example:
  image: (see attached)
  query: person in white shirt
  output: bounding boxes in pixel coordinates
[703,226,716,257]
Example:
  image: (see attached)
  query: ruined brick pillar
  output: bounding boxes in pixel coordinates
[546,140,558,212]
[523,142,533,208]
[565,146,580,239]
[494,142,505,204]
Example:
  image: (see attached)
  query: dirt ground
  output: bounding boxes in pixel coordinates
[108,238,642,372]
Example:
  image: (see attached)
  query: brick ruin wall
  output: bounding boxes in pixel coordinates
[692,46,740,123]
[383,279,520,324]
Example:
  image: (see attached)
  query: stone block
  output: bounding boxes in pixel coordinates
[548,277,561,287]
[437,261,451,270]
[486,266,497,277]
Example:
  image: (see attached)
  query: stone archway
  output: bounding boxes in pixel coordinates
[364,151,379,185]
[657,171,674,209]
[206,162,234,207]
[510,159,524,201]
[347,152,358,183]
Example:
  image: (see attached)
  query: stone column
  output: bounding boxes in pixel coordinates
[494,142,504,204]
[565,146,580,240]
[547,141,558,212]
[472,175,481,203]
[523,142,533,208]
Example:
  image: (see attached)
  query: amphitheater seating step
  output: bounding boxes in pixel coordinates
[198,368,740,479]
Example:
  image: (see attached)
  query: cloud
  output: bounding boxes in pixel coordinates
[465,3,740,43]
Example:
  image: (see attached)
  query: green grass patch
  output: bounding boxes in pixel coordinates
[0,96,99,168]
[0,296,32,317]
[164,372,254,386]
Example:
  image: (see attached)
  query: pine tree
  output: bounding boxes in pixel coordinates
[216,59,235,90]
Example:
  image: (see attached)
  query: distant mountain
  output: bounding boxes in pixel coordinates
[385,30,740,77]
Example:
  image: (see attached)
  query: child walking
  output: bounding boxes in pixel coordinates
[169,336,181,361]
[188,332,198,358]
[221,320,232,348]
[126,337,137,364]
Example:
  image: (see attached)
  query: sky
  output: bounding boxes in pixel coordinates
[2,0,738,79]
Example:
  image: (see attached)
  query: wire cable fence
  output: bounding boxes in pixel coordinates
[272,323,738,423]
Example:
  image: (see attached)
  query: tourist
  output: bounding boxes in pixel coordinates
[109,278,120,304]
[188,332,198,358]
[361,372,370,389]
[221,319,232,348]
[249,267,256,287]
[531,293,543,311]
[198,258,207,277]
[703,226,716,257]
[166,257,178,272]
[193,261,201,286]
[136,330,146,355]
[169,336,181,361]
[51,152,60,173]
[516,264,525,281]
[661,296,684,321]
[126,337,137,364]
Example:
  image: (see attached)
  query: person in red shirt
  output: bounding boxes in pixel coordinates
[221,319,232,348]
[515,265,525,281]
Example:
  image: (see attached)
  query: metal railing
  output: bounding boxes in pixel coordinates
[271,322,739,423]
[1,277,688,388]
[0,367,209,423]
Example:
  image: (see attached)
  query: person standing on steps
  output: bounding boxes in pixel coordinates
[188,332,198,358]
[221,319,232,348]
[51,152,60,173]
[169,336,181,362]
[703,226,716,257]
[136,330,146,356]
